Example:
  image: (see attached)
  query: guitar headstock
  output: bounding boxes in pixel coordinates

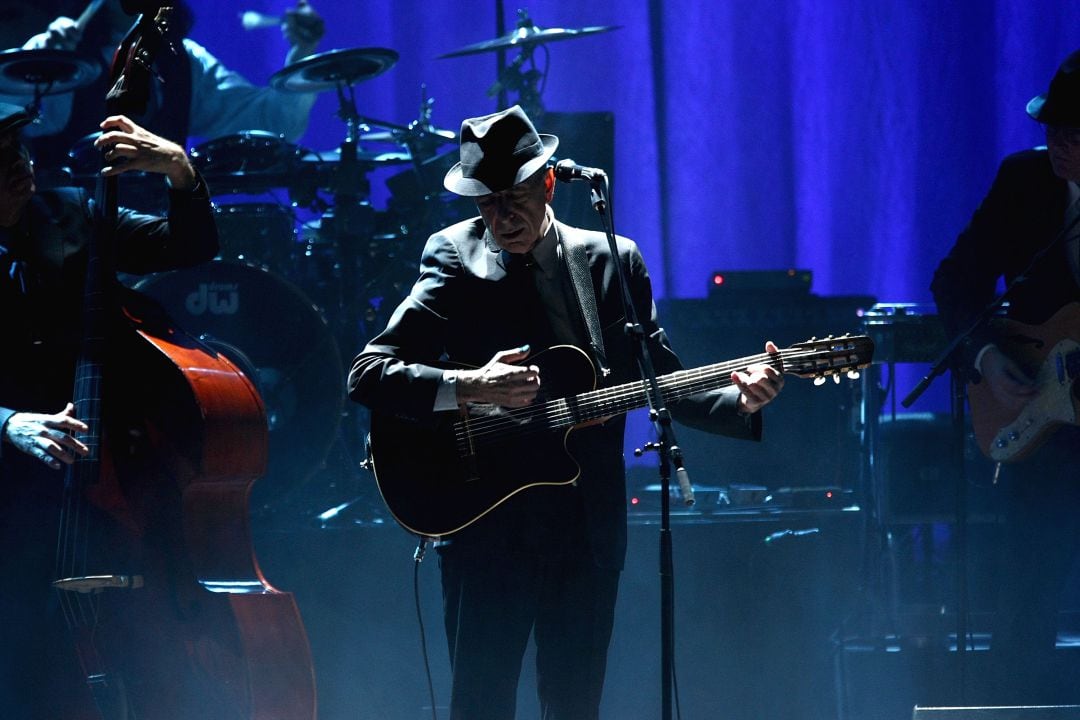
[782,334,875,384]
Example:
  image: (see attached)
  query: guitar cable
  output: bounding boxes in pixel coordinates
[413,537,439,720]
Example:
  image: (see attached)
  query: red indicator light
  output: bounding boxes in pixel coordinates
[712,274,725,286]
[631,497,639,505]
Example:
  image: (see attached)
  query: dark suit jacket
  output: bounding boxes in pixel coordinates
[350,216,760,569]
[0,184,219,449]
[931,148,1080,366]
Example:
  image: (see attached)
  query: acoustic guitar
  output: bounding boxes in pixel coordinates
[368,335,875,539]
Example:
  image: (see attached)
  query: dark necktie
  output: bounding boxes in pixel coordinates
[505,251,556,350]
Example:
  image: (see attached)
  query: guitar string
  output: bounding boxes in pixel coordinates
[453,345,869,447]
[456,346,862,442]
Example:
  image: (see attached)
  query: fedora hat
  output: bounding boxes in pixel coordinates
[1027,49,1080,125]
[0,103,32,137]
[443,105,558,196]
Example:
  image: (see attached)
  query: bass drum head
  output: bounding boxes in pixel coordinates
[135,261,344,516]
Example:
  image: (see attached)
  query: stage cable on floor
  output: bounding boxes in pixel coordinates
[413,537,439,720]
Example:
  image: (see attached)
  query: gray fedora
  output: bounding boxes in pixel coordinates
[1027,49,1080,125]
[443,105,558,196]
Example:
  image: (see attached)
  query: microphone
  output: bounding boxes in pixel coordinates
[240,10,282,30]
[554,158,606,183]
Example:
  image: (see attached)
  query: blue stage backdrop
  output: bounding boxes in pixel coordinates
[181,0,1080,304]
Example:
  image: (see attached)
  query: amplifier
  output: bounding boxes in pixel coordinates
[862,303,948,364]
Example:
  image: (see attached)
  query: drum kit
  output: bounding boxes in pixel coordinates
[0,12,619,521]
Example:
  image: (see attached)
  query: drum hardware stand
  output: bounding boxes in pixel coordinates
[487,9,546,117]
[324,77,380,457]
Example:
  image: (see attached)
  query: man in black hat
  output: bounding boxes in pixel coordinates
[0,102,218,716]
[349,105,784,719]
[932,50,1080,704]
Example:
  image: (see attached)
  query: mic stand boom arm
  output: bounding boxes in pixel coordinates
[588,174,689,720]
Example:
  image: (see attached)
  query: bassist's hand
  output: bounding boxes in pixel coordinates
[453,345,542,408]
[95,116,198,190]
[978,345,1037,413]
[2,403,90,470]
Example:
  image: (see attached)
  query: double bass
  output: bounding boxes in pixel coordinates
[52,4,316,717]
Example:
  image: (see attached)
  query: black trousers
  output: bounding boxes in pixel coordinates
[988,425,1080,705]
[438,541,621,720]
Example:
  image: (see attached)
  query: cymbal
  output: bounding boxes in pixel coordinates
[359,126,456,145]
[301,146,413,166]
[438,23,619,58]
[0,48,101,95]
[270,47,399,93]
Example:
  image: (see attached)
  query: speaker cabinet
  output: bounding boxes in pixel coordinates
[656,296,870,493]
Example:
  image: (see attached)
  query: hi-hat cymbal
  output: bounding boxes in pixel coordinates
[270,47,399,93]
[438,23,619,59]
[359,126,456,145]
[0,48,101,95]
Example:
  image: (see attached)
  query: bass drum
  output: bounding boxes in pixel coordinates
[135,261,344,516]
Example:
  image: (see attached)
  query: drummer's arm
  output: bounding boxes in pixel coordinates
[185,38,316,143]
[8,22,80,137]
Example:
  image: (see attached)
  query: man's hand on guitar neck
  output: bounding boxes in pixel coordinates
[732,340,785,415]
[452,345,542,409]
[977,345,1038,413]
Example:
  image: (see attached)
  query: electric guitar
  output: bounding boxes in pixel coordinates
[969,302,1080,462]
[367,335,875,538]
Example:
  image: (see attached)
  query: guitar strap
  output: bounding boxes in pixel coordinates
[558,229,610,377]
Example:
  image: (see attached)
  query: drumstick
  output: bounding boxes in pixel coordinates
[240,1,311,31]
[75,0,108,33]
[240,10,280,30]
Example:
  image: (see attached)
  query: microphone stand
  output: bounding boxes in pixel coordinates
[901,212,1077,703]
[586,174,692,720]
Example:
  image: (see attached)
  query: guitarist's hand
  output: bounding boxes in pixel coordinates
[2,403,90,470]
[454,345,542,408]
[733,340,785,415]
[979,345,1037,413]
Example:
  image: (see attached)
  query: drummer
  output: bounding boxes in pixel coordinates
[6,0,325,176]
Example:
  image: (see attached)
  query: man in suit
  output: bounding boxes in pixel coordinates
[931,49,1080,704]
[349,105,784,719]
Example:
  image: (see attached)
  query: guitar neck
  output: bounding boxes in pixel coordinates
[551,351,783,428]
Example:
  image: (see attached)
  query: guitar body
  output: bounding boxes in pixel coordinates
[968,302,1080,462]
[55,291,316,720]
[370,345,597,538]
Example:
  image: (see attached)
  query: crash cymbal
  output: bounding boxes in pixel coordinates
[0,48,101,95]
[438,23,619,58]
[270,47,399,92]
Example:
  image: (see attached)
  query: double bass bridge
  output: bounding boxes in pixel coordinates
[52,575,145,594]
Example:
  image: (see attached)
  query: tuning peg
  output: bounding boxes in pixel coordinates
[846,370,861,380]
[832,374,841,384]
[814,376,827,386]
